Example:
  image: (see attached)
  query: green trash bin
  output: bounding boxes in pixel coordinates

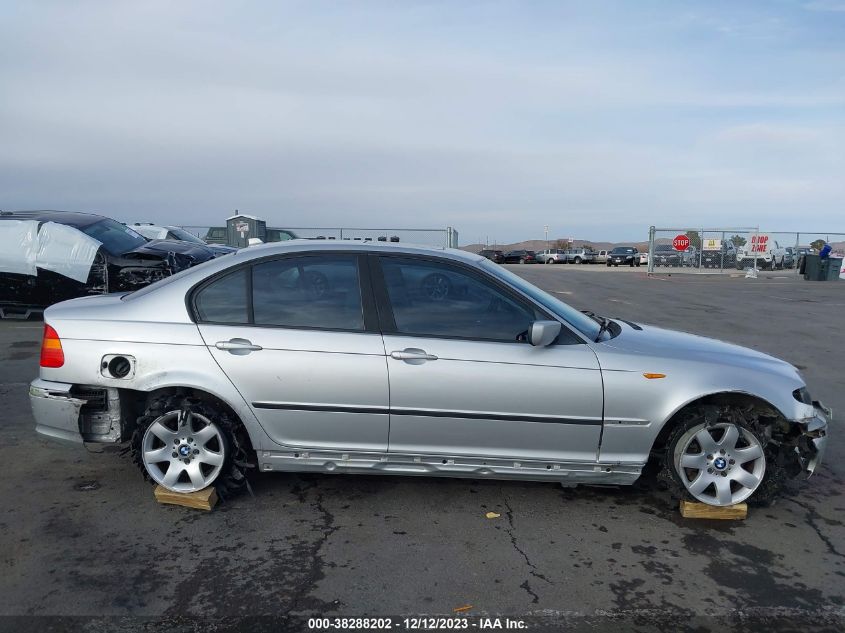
[803,254,821,280]
[803,254,843,281]
[824,257,843,281]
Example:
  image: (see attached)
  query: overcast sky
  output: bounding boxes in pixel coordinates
[1,1,843,243]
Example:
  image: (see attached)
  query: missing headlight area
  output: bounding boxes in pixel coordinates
[0,210,218,317]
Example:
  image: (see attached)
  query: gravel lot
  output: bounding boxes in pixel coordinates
[1,266,843,632]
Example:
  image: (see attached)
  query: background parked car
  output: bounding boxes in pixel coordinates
[700,241,737,269]
[594,249,609,264]
[0,210,217,318]
[783,247,796,269]
[503,250,537,264]
[130,223,237,256]
[607,246,640,267]
[536,249,566,264]
[204,225,298,246]
[479,249,505,264]
[638,251,649,266]
[563,248,596,264]
[653,244,681,267]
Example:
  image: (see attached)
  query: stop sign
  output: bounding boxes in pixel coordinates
[673,234,690,251]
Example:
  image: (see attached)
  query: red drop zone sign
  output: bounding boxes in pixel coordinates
[673,235,690,251]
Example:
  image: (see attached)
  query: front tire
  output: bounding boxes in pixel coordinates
[663,407,778,506]
[132,394,252,496]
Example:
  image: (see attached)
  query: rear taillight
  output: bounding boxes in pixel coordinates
[40,324,64,368]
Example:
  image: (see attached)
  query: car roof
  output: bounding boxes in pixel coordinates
[232,239,482,262]
[0,209,107,228]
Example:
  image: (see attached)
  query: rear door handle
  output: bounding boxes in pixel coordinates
[215,338,263,355]
[390,348,438,363]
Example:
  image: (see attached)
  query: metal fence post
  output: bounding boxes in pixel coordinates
[647,226,655,274]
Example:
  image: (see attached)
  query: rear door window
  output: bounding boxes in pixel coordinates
[194,268,250,324]
[252,255,364,331]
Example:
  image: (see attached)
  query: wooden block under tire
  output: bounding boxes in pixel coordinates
[680,500,747,520]
[154,485,218,511]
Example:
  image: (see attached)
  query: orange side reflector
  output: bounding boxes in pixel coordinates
[643,373,666,379]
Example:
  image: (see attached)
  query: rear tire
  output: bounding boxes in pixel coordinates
[132,394,253,497]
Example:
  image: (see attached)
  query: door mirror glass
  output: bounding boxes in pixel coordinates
[528,320,561,347]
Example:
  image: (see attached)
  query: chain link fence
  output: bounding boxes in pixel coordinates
[178,225,458,248]
[648,226,845,275]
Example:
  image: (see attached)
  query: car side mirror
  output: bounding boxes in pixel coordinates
[528,320,561,347]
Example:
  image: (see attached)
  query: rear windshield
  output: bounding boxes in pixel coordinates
[167,227,207,245]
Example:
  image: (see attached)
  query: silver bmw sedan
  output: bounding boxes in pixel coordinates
[29,241,829,507]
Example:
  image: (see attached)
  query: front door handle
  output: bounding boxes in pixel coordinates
[215,338,263,355]
[390,348,438,363]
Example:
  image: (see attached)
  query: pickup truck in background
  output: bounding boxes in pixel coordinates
[736,234,786,270]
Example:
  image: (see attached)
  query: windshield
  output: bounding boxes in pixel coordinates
[655,245,673,252]
[167,227,206,245]
[80,219,148,256]
[613,247,635,254]
[480,260,600,339]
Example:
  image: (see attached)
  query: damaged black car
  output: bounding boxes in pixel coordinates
[0,210,218,318]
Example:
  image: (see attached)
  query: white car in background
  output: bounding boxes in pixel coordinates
[129,223,237,257]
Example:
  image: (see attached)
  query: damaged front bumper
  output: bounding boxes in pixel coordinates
[30,379,123,444]
[792,401,830,477]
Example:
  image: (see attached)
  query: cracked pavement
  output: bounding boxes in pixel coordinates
[0,267,842,630]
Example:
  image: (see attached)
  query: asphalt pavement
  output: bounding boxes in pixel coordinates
[0,266,842,632]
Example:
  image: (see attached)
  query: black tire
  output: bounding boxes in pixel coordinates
[661,405,787,507]
[574,257,582,265]
[606,262,611,267]
[519,258,526,264]
[131,393,254,498]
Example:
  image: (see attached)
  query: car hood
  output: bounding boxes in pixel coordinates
[595,321,799,379]
[126,239,216,261]
[207,244,238,256]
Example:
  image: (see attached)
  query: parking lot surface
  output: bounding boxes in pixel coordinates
[1,266,843,631]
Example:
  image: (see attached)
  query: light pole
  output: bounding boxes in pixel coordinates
[544,225,549,251]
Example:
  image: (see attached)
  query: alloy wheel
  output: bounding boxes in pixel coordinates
[673,422,766,506]
[141,409,226,492]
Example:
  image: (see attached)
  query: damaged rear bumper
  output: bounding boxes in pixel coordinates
[794,401,830,477]
[30,379,123,444]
